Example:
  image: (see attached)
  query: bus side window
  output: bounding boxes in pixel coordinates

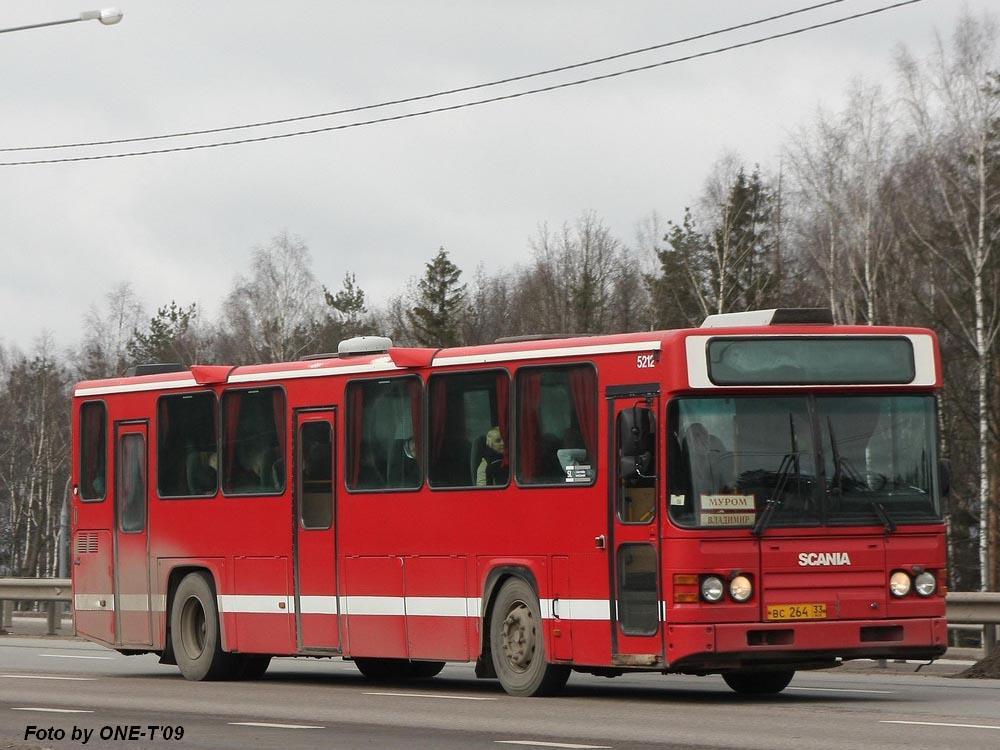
[428,370,510,489]
[346,377,422,492]
[221,388,286,496]
[157,392,218,498]
[79,401,107,501]
[516,365,597,486]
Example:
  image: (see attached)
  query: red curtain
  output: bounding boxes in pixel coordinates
[348,384,365,487]
[407,380,422,472]
[518,370,542,481]
[495,373,510,466]
[270,390,286,489]
[223,393,243,489]
[429,378,448,469]
[569,367,597,464]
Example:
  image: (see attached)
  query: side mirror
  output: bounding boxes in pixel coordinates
[619,406,654,457]
[938,458,951,498]
[619,406,655,480]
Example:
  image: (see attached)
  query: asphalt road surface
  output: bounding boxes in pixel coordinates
[1,637,998,750]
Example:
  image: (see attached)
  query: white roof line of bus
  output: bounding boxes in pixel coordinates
[74,340,664,396]
[431,339,662,367]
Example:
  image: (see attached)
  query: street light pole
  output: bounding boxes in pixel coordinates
[0,7,123,34]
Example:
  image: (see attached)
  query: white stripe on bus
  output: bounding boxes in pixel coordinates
[74,340,663,395]
[227,357,402,384]
[76,592,621,620]
[74,378,197,397]
[433,340,661,368]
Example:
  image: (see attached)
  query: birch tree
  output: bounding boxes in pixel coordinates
[896,13,1000,588]
[220,232,324,364]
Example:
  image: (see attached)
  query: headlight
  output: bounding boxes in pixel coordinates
[701,576,724,602]
[914,571,937,597]
[729,575,753,602]
[889,571,911,597]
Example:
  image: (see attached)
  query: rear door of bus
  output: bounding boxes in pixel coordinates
[113,420,152,647]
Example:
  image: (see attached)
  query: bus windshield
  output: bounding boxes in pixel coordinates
[667,395,941,529]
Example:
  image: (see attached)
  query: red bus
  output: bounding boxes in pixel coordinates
[70,309,947,696]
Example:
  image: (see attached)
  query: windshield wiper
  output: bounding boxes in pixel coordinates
[826,417,895,533]
[867,498,897,534]
[752,413,800,537]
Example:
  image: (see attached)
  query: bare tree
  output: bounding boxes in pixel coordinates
[219,232,324,363]
[77,282,146,378]
[519,212,633,334]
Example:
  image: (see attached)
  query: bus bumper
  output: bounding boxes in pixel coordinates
[665,616,948,671]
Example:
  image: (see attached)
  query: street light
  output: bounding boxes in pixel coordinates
[0,7,123,34]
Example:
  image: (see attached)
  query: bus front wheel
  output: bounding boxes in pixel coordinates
[170,572,235,681]
[722,670,795,695]
[489,578,570,697]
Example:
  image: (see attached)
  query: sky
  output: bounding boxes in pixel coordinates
[1,0,996,353]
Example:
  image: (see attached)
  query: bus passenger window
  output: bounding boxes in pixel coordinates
[79,402,107,501]
[346,377,422,491]
[221,388,286,495]
[428,371,510,489]
[516,365,597,486]
[119,433,146,532]
[157,392,217,498]
[300,421,333,528]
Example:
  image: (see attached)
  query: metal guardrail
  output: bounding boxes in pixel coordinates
[946,591,1000,657]
[0,579,998,654]
[0,577,71,636]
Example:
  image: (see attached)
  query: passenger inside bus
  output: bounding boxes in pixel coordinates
[185,448,217,495]
[682,422,732,493]
[387,436,420,487]
[473,426,507,486]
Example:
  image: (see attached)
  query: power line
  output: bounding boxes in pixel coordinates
[1,0,853,153]
[1,0,923,167]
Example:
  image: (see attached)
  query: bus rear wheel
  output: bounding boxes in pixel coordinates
[170,572,236,681]
[354,658,445,681]
[489,578,570,697]
[722,670,795,695]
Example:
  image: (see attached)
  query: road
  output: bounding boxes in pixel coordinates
[1,637,998,750]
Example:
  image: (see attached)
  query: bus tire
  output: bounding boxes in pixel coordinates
[354,657,445,681]
[170,572,236,681]
[234,655,272,680]
[489,578,570,697]
[722,669,794,695]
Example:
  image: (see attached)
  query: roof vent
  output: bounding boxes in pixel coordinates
[338,335,393,357]
[700,308,834,328]
[125,363,187,377]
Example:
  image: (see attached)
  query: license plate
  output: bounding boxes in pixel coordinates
[766,603,827,621]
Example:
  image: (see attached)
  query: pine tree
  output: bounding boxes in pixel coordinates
[126,301,199,365]
[407,248,467,347]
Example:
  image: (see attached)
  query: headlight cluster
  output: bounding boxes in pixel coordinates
[674,573,754,603]
[889,569,937,597]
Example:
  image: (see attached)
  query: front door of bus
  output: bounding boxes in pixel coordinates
[607,386,663,664]
[293,408,340,651]
[113,420,152,647]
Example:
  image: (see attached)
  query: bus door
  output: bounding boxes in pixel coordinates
[607,385,663,665]
[113,420,152,647]
[292,408,341,651]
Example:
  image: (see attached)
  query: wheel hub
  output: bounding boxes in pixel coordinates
[179,596,207,660]
[501,601,535,672]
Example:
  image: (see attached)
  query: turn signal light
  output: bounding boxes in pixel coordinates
[673,573,699,604]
